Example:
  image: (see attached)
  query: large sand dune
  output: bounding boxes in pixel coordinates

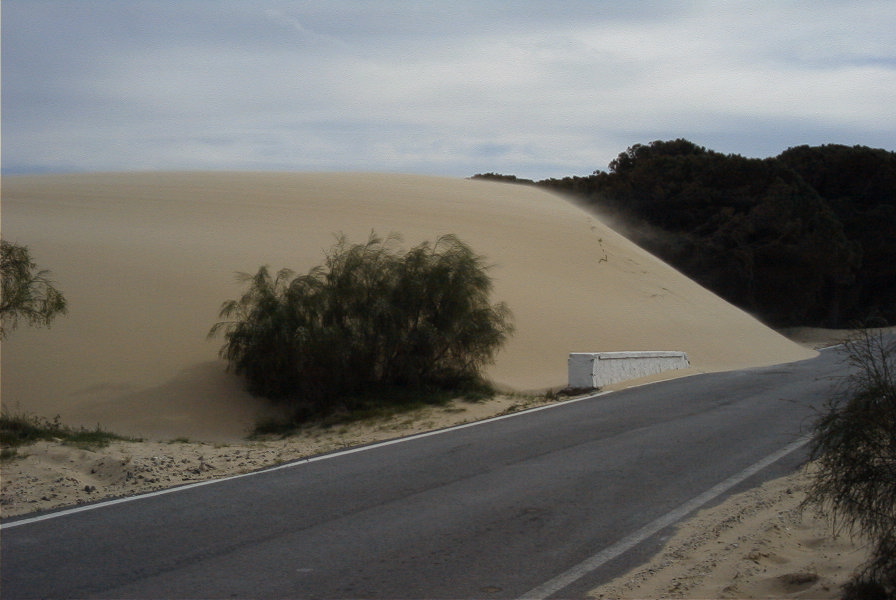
[1,172,815,441]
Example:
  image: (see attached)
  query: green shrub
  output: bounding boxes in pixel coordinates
[806,330,896,598]
[210,233,514,420]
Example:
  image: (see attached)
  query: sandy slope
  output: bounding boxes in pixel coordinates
[1,172,814,442]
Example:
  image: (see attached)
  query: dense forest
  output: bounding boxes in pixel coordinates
[474,140,896,328]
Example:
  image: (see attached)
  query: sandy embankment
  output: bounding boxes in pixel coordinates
[0,393,563,518]
[588,465,869,599]
[3,173,860,596]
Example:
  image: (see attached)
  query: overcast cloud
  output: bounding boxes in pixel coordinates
[3,0,895,179]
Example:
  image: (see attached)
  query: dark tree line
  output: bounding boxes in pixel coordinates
[475,140,896,328]
[779,145,896,328]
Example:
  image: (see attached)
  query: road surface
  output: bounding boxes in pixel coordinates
[1,347,847,598]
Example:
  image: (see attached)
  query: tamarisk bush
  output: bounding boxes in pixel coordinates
[210,233,513,419]
[806,330,896,598]
[0,240,67,340]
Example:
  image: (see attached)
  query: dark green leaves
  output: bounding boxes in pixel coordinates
[209,233,514,420]
[0,240,68,340]
[806,331,896,596]
[536,141,896,327]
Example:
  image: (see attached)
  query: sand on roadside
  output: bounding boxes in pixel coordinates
[0,393,565,518]
[586,328,890,599]
[588,465,870,599]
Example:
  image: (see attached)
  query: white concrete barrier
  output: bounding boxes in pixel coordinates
[568,351,690,389]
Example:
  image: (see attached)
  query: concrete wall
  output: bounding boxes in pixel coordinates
[568,351,690,389]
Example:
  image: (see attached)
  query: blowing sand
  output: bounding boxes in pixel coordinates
[2,172,815,442]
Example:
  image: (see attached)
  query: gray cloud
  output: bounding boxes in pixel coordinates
[3,0,894,178]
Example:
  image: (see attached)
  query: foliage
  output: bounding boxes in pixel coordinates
[533,140,896,328]
[805,331,896,598]
[780,144,896,327]
[210,233,514,421]
[0,410,136,453]
[470,173,536,185]
[0,239,68,340]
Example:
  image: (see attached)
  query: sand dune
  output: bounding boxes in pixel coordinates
[1,172,815,441]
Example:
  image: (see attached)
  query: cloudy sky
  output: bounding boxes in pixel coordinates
[3,1,895,179]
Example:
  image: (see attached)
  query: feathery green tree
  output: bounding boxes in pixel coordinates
[806,330,896,598]
[210,233,513,419]
[0,240,68,340]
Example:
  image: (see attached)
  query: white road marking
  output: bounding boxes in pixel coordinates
[1,390,611,529]
[520,435,811,600]
[2,382,816,598]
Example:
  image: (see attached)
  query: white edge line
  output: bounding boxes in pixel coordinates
[1,389,615,529]
[1,363,794,530]
[520,435,811,600]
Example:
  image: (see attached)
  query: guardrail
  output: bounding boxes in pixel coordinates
[568,351,690,389]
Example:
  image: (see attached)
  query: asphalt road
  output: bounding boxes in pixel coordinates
[1,346,849,599]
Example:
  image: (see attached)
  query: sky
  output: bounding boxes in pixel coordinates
[3,1,895,180]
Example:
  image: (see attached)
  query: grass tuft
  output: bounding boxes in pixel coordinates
[0,410,138,452]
